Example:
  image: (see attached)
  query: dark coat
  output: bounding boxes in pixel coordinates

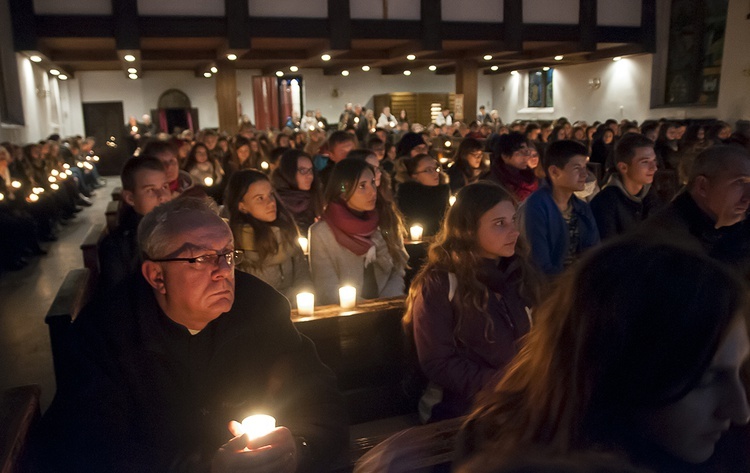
[32,271,347,472]
[590,178,663,240]
[97,204,141,292]
[395,181,450,237]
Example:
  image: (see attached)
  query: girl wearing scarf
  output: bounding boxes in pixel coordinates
[270,149,323,235]
[309,159,407,306]
[225,169,311,304]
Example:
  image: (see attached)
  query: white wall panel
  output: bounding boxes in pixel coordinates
[248,0,327,18]
[598,0,641,26]
[442,0,503,23]
[387,0,420,20]
[523,0,578,24]
[350,0,384,19]
[34,0,111,15]
[138,0,224,17]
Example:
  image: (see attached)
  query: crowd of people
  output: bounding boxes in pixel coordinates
[16,105,750,472]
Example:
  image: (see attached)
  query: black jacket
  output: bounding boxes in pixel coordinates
[97,204,141,292]
[395,181,450,237]
[32,271,348,472]
[590,177,663,240]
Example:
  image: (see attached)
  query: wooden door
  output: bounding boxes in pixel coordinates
[82,102,127,176]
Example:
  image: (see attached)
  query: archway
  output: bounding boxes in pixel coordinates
[155,89,199,134]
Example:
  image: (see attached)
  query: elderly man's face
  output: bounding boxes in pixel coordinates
[702,166,750,228]
[146,216,236,330]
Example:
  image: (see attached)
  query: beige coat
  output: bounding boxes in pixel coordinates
[309,221,406,306]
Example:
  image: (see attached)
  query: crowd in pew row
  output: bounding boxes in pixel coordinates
[23,113,750,472]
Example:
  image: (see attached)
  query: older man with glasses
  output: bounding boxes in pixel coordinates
[32,197,347,473]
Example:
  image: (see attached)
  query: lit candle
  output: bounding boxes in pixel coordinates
[63,163,70,169]
[11,181,21,189]
[48,176,56,182]
[260,161,269,170]
[410,224,423,242]
[28,193,39,202]
[203,176,214,187]
[298,237,309,255]
[51,169,58,176]
[50,183,59,190]
[240,415,276,440]
[0,193,4,201]
[296,292,314,316]
[339,286,356,310]
[449,195,456,206]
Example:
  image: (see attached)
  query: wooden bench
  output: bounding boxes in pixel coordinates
[292,297,416,425]
[45,268,92,387]
[105,200,120,233]
[0,385,41,473]
[111,186,122,201]
[80,223,106,284]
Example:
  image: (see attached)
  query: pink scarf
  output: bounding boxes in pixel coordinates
[322,200,379,256]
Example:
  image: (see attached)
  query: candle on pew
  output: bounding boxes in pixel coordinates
[339,286,356,310]
[240,415,276,440]
[298,237,309,255]
[449,195,456,206]
[409,224,423,242]
[203,177,214,187]
[296,292,314,316]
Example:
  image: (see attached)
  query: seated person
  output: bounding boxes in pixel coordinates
[143,140,194,197]
[457,239,750,472]
[446,137,487,193]
[483,132,538,202]
[225,169,312,304]
[98,156,171,291]
[31,197,347,472]
[590,133,662,240]
[184,142,224,200]
[270,149,323,235]
[313,131,356,188]
[520,140,600,276]
[394,153,451,238]
[404,182,538,423]
[640,145,750,281]
[309,159,407,306]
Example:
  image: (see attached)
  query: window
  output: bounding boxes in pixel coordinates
[527,68,553,108]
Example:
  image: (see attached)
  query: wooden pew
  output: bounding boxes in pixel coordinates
[292,297,416,425]
[111,186,122,201]
[80,223,106,284]
[45,268,91,387]
[105,200,120,233]
[0,385,41,473]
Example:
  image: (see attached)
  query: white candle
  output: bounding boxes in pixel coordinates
[410,224,423,242]
[240,414,276,440]
[449,195,456,206]
[203,177,214,187]
[339,286,356,310]
[298,237,309,255]
[297,292,314,316]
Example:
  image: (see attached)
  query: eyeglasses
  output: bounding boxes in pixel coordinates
[297,167,314,175]
[414,165,442,175]
[150,250,244,268]
[513,148,533,156]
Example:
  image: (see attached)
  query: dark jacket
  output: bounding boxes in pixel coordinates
[395,181,451,237]
[97,204,141,292]
[520,184,600,276]
[32,271,348,473]
[411,259,531,421]
[590,175,663,240]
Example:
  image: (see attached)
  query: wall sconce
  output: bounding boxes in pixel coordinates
[588,78,601,89]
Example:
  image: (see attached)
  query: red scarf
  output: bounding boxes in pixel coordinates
[322,200,379,256]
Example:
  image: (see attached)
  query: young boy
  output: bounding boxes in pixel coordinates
[590,133,662,240]
[521,140,600,276]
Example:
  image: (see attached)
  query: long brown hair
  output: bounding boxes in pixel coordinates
[403,182,539,341]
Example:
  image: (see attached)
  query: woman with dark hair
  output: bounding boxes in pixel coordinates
[270,149,323,234]
[222,136,252,181]
[590,126,615,172]
[225,169,311,302]
[403,182,539,423]
[309,159,408,305]
[394,153,451,237]
[483,132,538,202]
[458,239,750,473]
[447,137,488,193]
[183,142,224,188]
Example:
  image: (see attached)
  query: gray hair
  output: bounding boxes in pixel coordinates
[687,145,750,188]
[137,196,222,259]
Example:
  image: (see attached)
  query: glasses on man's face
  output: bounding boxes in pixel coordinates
[297,167,314,176]
[513,147,533,156]
[150,250,244,269]
[414,165,442,175]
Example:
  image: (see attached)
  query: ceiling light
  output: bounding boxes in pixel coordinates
[203,72,212,78]
[290,66,299,72]
[341,70,349,76]
[406,54,416,61]
[127,67,137,73]
[483,55,492,61]
[554,55,564,61]
[275,70,283,77]
[543,66,550,71]
[403,70,411,76]
[510,70,519,76]
[58,74,68,80]
[428,65,437,72]
[361,65,370,72]
[227,53,237,61]
[490,65,499,71]
[210,66,218,73]
[49,69,60,75]
[321,54,331,61]
[29,55,42,63]
[124,54,136,62]
[128,73,138,80]
[613,56,622,61]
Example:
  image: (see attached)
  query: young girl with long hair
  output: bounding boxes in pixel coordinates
[224,169,311,303]
[270,149,323,234]
[184,142,224,188]
[309,159,408,306]
[446,137,488,193]
[458,239,750,473]
[394,153,451,238]
[403,182,539,423]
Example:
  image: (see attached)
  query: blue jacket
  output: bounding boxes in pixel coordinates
[520,184,600,275]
